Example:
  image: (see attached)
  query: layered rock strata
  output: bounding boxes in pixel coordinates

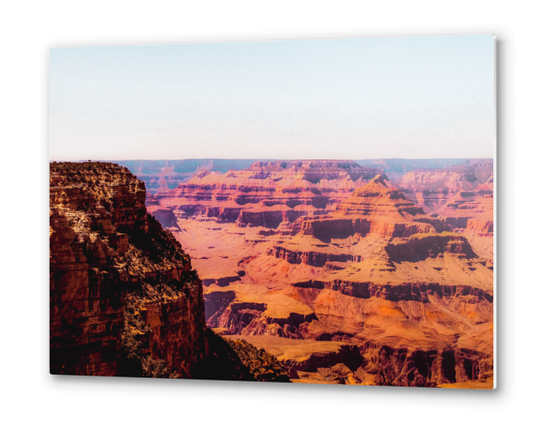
[396,159,494,261]
[50,162,206,376]
[50,162,289,381]
[116,159,259,195]
[396,160,494,227]
[138,159,493,388]
[148,160,381,230]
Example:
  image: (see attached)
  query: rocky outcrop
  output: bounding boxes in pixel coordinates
[276,175,434,243]
[336,174,426,217]
[359,342,493,388]
[50,162,206,377]
[293,280,493,303]
[204,290,237,324]
[248,160,380,181]
[271,245,362,267]
[221,334,492,387]
[297,217,433,240]
[151,208,180,229]
[210,301,318,339]
[50,162,289,382]
[237,208,308,229]
[282,344,364,374]
[192,330,290,382]
[385,233,476,262]
[466,218,493,234]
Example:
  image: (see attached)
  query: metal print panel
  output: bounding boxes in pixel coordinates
[49,35,495,388]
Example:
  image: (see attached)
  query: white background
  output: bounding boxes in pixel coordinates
[2,1,540,422]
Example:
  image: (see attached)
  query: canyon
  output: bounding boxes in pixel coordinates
[141,158,494,388]
[50,158,494,388]
[49,162,289,381]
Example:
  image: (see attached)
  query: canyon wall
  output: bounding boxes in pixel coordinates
[50,162,207,376]
[50,162,289,382]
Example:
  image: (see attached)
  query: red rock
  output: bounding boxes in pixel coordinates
[136,159,494,387]
[50,162,290,382]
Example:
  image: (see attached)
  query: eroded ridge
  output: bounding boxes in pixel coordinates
[147,159,494,388]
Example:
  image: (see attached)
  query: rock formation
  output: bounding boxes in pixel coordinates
[396,159,494,260]
[124,158,495,388]
[116,159,259,195]
[396,159,493,212]
[49,161,289,381]
[147,160,381,229]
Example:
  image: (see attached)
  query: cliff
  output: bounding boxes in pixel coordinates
[50,161,289,381]
[50,161,206,376]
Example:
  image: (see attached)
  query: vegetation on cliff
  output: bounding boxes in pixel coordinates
[192,330,290,382]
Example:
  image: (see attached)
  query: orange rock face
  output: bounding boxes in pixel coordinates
[143,159,494,388]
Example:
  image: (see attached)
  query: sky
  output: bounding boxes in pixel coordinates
[49,35,495,161]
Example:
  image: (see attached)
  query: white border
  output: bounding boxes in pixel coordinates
[3,1,539,422]
[493,35,498,389]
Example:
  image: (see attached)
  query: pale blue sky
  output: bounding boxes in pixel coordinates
[49,35,495,161]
